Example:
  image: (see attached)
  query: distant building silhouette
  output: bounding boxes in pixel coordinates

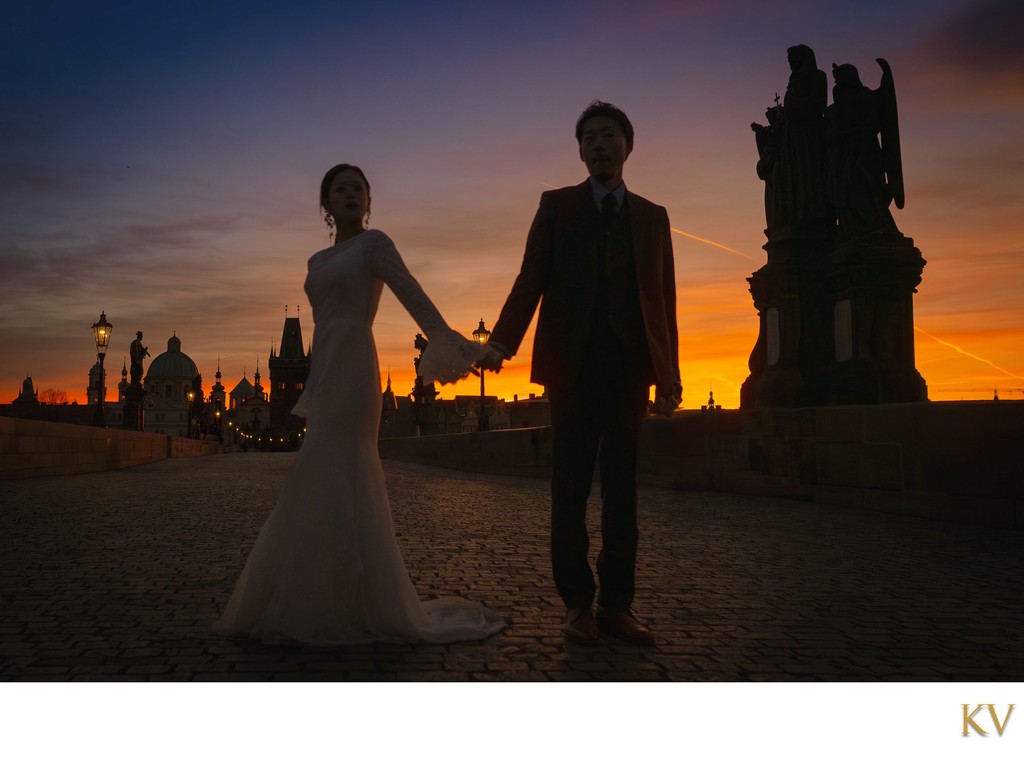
[225,366,268,445]
[380,370,417,438]
[1,375,93,425]
[4,315,557,443]
[86,359,106,406]
[12,376,38,407]
[209,358,227,415]
[142,333,202,437]
[116,358,130,403]
[268,308,310,436]
[379,335,553,439]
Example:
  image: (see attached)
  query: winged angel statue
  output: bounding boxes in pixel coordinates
[823,58,905,240]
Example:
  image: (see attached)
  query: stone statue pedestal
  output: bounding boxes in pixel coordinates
[821,237,927,404]
[741,232,927,408]
[740,232,835,408]
[122,381,146,431]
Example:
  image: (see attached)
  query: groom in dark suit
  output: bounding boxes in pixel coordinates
[480,101,681,645]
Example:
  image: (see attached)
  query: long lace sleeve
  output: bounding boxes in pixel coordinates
[366,231,485,385]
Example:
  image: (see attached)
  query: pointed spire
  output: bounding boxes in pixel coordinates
[381,365,398,412]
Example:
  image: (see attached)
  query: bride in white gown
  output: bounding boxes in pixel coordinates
[214,164,505,645]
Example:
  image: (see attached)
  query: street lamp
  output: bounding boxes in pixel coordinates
[187,390,195,438]
[472,318,491,431]
[91,311,112,427]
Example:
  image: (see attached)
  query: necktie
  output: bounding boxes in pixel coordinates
[602,193,618,220]
[598,194,616,295]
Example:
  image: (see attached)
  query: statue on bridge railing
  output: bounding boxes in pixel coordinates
[751,44,831,239]
[824,58,904,241]
[129,331,150,385]
[742,50,925,409]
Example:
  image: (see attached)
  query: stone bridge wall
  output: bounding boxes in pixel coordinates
[380,401,1022,528]
[0,416,222,480]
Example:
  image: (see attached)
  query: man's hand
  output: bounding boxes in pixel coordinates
[651,383,682,417]
[476,344,505,373]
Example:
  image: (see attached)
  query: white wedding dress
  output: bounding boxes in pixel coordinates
[214,229,505,645]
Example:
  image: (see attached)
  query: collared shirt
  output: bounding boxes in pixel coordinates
[589,176,626,212]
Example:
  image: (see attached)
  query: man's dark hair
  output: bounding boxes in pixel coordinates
[575,101,634,149]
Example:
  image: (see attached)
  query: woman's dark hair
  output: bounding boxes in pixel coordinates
[319,163,372,218]
[575,101,634,150]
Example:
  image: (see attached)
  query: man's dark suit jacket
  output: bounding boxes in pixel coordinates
[490,180,680,393]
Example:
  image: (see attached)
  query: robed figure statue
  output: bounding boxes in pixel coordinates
[825,58,904,240]
[751,45,830,238]
[129,331,150,384]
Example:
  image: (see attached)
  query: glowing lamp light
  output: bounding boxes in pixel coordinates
[472,318,491,432]
[92,311,113,353]
[90,311,112,427]
[472,318,490,345]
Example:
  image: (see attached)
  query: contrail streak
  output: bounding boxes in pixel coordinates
[915,326,1024,381]
[670,228,756,260]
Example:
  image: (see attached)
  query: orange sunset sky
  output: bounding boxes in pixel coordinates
[2,1,1022,409]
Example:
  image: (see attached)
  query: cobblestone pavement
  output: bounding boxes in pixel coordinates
[1,452,1022,682]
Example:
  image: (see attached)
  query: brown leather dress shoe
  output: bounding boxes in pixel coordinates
[563,607,600,645]
[596,608,656,646]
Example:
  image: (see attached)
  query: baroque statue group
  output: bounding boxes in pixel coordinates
[751,44,904,242]
[740,45,927,408]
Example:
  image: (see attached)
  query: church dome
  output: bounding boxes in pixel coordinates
[146,334,199,381]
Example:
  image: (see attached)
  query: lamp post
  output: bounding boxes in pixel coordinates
[187,390,195,438]
[472,318,491,432]
[91,311,112,427]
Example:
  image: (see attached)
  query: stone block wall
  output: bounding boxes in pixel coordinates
[717,402,1022,527]
[381,425,552,478]
[0,416,222,480]
[379,401,1022,528]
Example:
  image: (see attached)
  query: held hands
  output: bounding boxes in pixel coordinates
[475,344,505,373]
[651,383,682,417]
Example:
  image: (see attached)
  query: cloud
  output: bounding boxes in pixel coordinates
[923,0,1024,70]
[576,0,793,26]
[0,160,125,204]
[913,0,1024,104]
